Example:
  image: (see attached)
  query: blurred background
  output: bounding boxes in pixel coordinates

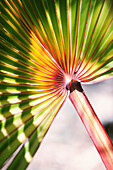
[28,79,113,170]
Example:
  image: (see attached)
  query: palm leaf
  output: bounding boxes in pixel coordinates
[0,0,113,169]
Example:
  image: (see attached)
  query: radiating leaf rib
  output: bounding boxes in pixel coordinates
[77,22,112,77]
[71,0,81,72]
[45,0,66,71]
[75,0,92,71]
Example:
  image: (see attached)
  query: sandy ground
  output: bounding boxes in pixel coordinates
[28,79,113,170]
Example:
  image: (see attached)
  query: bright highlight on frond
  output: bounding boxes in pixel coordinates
[0,0,113,169]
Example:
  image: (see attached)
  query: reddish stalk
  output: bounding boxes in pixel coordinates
[68,81,113,169]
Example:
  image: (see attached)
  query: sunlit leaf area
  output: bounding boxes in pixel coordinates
[0,0,113,169]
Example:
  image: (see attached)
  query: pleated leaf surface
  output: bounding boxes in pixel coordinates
[0,0,113,169]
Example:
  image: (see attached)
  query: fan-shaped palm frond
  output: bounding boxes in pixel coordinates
[0,0,113,169]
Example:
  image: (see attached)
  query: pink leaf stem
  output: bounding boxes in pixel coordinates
[69,89,113,169]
